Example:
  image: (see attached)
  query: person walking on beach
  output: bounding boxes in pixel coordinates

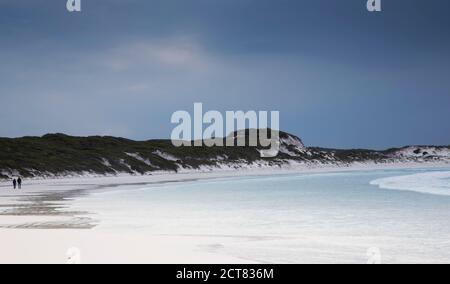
[17,177,22,189]
[13,178,17,189]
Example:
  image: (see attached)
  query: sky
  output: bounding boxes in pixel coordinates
[0,0,449,149]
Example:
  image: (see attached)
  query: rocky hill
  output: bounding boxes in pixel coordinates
[1,130,449,179]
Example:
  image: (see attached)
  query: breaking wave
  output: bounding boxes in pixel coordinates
[370,171,450,197]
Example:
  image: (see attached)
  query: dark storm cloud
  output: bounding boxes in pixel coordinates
[1,0,449,148]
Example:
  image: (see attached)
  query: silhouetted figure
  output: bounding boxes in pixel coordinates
[13,179,17,189]
[17,177,22,189]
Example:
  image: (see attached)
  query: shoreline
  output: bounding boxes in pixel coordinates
[1,161,449,230]
[1,162,450,264]
[2,160,450,187]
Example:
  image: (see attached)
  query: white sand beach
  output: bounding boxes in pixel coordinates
[1,162,449,264]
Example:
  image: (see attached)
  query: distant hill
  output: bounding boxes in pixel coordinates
[1,130,449,179]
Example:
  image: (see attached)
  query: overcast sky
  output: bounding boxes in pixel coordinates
[1,0,449,149]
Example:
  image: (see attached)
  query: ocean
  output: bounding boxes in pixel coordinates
[70,168,450,263]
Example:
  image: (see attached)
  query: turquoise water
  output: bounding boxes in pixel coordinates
[72,168,450,263]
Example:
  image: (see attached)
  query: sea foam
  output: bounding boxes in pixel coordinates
[370,171,450,196]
